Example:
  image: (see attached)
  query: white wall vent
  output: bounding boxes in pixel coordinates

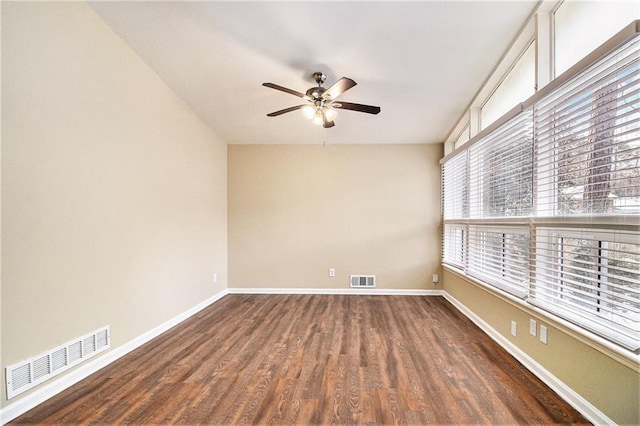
[350,275,376,288]
[5,326,110,399]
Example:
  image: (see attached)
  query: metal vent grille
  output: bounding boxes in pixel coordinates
[11,364,31,391]
[33,355,51,381]
[84,335,96,355]
[96,329,109,349]
[350,275,376,288]
[5,326,110,399]
[51,348,68,372]
[68,341,83,363]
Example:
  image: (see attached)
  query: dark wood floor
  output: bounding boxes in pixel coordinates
[11,295,588,425]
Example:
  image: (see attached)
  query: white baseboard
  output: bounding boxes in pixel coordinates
[227,287,442,296]
[441,291,614,426]
[0,289,228,425]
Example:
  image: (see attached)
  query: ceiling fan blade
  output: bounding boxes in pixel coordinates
[323,115,335,128]
[266,105,307,117]
[322,77,357,100]
[332,101,381,115]
[263,82,306,98]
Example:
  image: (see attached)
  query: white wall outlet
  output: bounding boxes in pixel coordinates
[529,318,537,337]
[329,268,336,277]
[432,273,439,283]
[540,325,548,344]
[213,273,217,284]
[511,320,517,337]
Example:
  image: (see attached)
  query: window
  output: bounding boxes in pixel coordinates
[443,224,466,268]
[441,23,640,352]
[481,42,536,129]
[534,228,640,350]
[442,151,468,220]
[469,108,533,218]
[468,226,530,298]
[454,125,470,149]
[554,0,640,76]
[536,37,640,216]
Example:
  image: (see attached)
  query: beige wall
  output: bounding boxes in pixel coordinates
[1,2,227,406]
[228,144,442,290]
[443,270,640,425]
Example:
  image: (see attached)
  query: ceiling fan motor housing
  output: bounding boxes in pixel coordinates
[306,87,326,100]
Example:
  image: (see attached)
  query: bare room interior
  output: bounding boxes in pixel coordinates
[1,1,639,425]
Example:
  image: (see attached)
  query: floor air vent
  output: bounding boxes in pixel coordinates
[350,275,376,288]
[5,326,110,399]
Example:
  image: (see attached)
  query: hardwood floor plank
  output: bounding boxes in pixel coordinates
[10,295,589,425]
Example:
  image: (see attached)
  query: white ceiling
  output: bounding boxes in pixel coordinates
[89,1,538,145]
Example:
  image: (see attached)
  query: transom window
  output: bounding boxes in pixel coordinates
[554,0,640,77]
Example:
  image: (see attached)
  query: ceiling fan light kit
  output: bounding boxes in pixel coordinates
[263,72,381,128]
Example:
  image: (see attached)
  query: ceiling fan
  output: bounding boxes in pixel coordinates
[263,72,381,128]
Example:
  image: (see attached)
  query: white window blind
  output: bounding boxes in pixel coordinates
[468,226,530,298]
[535,36,640,216]
[442,152,468,220]
[443,224,466,269]
[533,228,640,351]
[469,108,533,218]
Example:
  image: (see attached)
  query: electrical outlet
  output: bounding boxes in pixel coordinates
[432,274,439,283]
[540,325,548,344]
[329,268,336,277]
[529,319,537,337]
[213,273,217,284]
[511,321,517,337]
